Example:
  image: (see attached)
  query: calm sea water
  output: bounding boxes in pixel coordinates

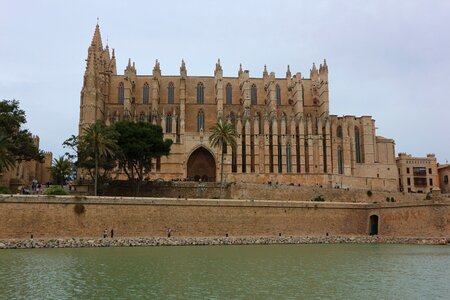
[0,244,449,299]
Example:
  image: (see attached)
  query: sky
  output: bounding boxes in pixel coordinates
[1,0,449,163]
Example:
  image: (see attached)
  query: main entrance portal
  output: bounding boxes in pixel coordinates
[187,147,216,182]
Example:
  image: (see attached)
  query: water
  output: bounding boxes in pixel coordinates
[0,244,449,299]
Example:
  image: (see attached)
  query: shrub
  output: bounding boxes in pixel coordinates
[0,186,12,194]
[367,190,373,197]
[44,185,68,195]
[312,195,325,202]
[74,203,85,215]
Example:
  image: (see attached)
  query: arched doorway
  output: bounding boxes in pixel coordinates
[187,147,216,182]
[369,215,379,235]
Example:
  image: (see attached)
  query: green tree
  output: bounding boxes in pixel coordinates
[0,99,42,166]
[209,119,237,197]
[0,133,16,172]
[51,156,73,185]
[79,121,118,196]
[114,121,172,194]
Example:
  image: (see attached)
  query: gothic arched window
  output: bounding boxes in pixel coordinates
[338,145,344,174]
[286,143,292,173]
[168,82,174,104]
[355,126,362,163]
[197,82,204,104]
[251,84,257,105]
[143,83,149,104]
[118,82,124,104]
[226,83,232,105]
[276,84,281,105]
[337,125,343,138]
[166,113,173,133]
[197,110,205,132]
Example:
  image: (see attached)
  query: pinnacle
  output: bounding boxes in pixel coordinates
[91,23,103,49]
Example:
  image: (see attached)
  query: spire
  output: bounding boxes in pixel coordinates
[310,62,318,80]
[153,59,161,77]
[112,48,115,58]
[238,63,243,76]
[286,65,291,78]
[263,64,268,78]
[180,59,187,77]
[127,58,132,68]
[215,58,222,72]
[90,23,103,50]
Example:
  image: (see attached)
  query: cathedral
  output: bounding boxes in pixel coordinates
[79,25,398,191]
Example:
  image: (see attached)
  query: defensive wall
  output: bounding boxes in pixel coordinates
[0,195,448,240]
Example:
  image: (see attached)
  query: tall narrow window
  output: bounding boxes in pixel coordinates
[269,124,274,173]
[278,136,282,173]
[231,146,237,173]
[143,83,149,104]
[197,82,204,104]
[355,126,362,163]
[338,146,343,175]
[168,82,174,104]
[242,129,246,173]
[226,83,232,105]
[250,135,255,173]
[166,113,172,133]
[336,125,342,138]
[251,84,257,105]
[276,84,281,105]
[197,110,204,132]
[118,82,124,104]
[286,143,291,173]
[296,126,301,173]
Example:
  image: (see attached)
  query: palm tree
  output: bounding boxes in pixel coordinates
[209,119,237,198]
[0,133,16,172]
[51,156,73,185]
[80,121,118,196]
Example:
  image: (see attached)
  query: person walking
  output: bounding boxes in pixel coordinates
[110,228,114,239]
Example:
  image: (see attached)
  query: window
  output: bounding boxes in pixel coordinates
[407,167,410,174]
[336,125,342,138]
[428,168,432,174]
[407,177,411,185]
[118,82,124,104]
[337,146,343,175]
[429,178,433,186]
[251,84,257,105]
[226,83,232,105]
[143,83,149,104]
[229,112,236,128]
[444,175,448,184]
[168,82,174,104]
[197,110,204,132]
[197,82,204,104]
[166,113,172,133]
[139,112,145,122]
[286,144,291,173]
[413,167,426,176]
[355,126,362,163]
[276,84,281,105]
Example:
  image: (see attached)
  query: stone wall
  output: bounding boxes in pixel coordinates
[0,195,447,240]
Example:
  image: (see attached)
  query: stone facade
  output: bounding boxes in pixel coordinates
[396,153,439,193]
[437,164,450,194]
[79,25,398,191]
[0,136,52,190]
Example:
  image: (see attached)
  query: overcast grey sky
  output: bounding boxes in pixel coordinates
[1,0,449,162]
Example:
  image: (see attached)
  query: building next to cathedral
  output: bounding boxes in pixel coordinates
[79,24,399,192]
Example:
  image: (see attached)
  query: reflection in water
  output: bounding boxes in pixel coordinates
[0,244,449,299]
